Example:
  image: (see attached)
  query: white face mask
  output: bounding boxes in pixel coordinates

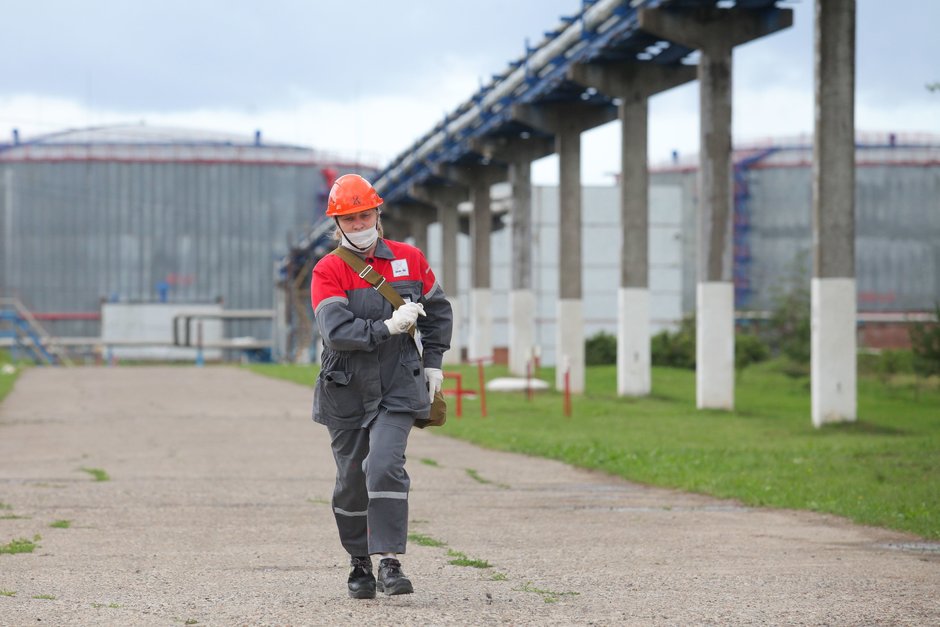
[340,225,378,251]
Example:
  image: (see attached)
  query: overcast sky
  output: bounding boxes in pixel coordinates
[1,0,937,184]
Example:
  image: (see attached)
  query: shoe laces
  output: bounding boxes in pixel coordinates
[381,558,402,574]
[350,556,372,573]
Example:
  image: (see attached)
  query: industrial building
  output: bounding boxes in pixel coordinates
[0,124,367,360]
[653,133,940,318]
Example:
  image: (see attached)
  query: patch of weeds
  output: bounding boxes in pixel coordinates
[185,619,199,625]
[91,602,120,609]
[32,594,56,600]
[410,518,428,524]
[80,467,110,482]
[306,497,330,505]
[408,533,447,548]
[466,468,490,484]
[0,514,29,520]
[490,572,508,581]
[50,520,71,529]
[514,581,580,604]
[447,549,491,568]
[465,468,510,489]
[420,458,440,467]
[0,535,40,554]
[0,589,15,597]
[0,502,11,510]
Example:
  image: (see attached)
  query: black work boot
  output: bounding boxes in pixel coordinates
[377,557,414,596]
[347,556,376,599]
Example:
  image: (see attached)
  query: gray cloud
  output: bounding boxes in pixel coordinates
[1,0,578,111]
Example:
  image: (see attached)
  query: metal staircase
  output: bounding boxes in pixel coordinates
[0,297,74,365]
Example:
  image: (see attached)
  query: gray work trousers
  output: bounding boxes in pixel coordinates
[327,409,414,556]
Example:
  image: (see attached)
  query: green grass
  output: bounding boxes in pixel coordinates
[31,594,55,600]
[515,581,579,603]
[420,457,440,467]
[0,589,15,597]
[79,467,110,482]
[49,520,71,529]
[446,549,491,568]
[465,468,509,489]
[0,349,21,405]
[465,468,490,484]
[248,360,940,539]
[1,535,40,554]
[408,532,448,548]
[246,363,319,388]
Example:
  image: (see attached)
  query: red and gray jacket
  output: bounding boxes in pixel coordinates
[310,238,453,429]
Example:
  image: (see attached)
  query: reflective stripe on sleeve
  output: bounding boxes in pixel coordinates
[334,507,368,517]
[423,281,443,299]
[314,295,348,315]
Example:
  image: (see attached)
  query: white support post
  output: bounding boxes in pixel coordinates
[811,278,857,426]
[618,288,651,396]
[696,282,734,409]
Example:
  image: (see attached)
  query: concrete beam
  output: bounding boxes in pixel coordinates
[638,6,793,52]
[812,0,857,426]
[469,135,554,164]
[511,102,618,137]
[568,62,696,103]
[432,161,507,190]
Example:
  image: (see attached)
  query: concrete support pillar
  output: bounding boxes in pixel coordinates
[273,279,288,363]
[569,62,695,397]
[410,183,468,366]
[469,176,493,362]
[556,124,584,392]
[812,0,857,426]
[472,135,554,376]
[508,157,535,376]
[696,44,736,410]
[410,214,430,254]
[512,103,617,393]
[379,208,410,242]
[639,5,792,410]
[438,199,462,366]
[619,98,653,396]
[433,163,507,363]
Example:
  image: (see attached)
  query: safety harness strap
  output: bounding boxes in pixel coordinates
[331,247,415,337]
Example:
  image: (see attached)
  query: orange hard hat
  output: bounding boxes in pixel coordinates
[326,174,383,216]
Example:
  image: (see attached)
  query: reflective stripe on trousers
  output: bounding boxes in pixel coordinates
[328,409,414,556]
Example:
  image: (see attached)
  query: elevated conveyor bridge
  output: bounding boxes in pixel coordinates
[278,0,789,275]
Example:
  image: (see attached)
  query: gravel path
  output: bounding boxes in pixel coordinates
[0,367,937,626]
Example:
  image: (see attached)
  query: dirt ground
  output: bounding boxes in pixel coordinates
[0,366,937,626]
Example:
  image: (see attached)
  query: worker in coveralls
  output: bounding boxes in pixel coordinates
[310,173,453,598]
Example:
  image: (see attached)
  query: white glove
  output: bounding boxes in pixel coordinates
[383,302,426,335]
[425,367,443,402]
